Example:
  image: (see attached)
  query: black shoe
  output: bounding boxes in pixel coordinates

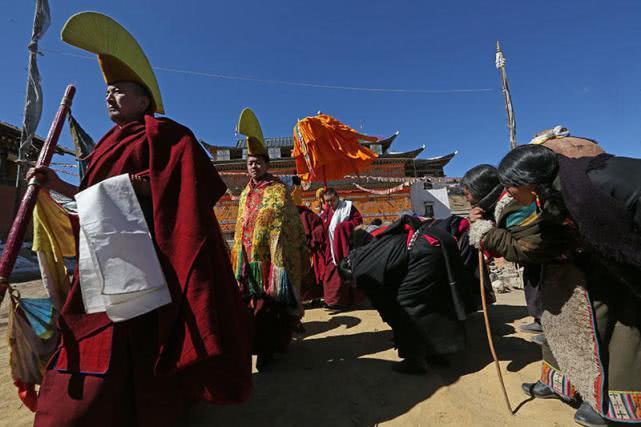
[303,299,323,309]
[324,304,346,313]
[392,358,428,375]
[522,381,558,399]
[256,353,274,372]
[574,403,607,427]
[531,334,547,346]
[519,321,543,334]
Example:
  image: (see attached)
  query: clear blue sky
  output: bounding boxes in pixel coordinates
[2,0,641,181]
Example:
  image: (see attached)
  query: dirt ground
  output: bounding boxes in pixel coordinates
[0,280,579,427]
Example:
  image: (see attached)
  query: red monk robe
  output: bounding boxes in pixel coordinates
[321,202,362,307]
[298,206,326,301]
[35,116,252,427]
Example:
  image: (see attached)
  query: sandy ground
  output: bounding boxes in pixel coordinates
[0,280,579,427]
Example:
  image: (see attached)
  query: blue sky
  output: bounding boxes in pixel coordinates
[2,0,641,182]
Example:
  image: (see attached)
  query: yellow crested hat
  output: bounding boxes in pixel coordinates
[61,11,164,114]
[237,108,267,157]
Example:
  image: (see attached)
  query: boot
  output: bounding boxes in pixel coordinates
[574,403,607,427]
[522,381,557,399]
[519,321,543,333]
[531,334,547,346]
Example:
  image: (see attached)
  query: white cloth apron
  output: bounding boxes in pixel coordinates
[75,174,171,322]
[328,200,352,265]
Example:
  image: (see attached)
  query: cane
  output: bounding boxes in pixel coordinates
[479,250,513,415]
[0,85,76,307]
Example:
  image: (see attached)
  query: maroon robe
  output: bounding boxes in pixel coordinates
[35,116,252,427]
[321,204,362,306]
[298,206,326,301]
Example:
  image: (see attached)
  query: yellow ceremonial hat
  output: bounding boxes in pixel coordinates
[61,12,164,114]
[237,108,267,157]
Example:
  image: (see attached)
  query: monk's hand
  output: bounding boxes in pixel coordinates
[26,166,63,191]
[130,174,151,198]
[469,207,485,223]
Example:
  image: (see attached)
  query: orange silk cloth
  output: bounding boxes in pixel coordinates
[293,114,379,182]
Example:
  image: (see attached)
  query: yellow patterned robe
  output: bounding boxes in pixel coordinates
[231,175,307,315]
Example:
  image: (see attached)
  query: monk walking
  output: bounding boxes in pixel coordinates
[231,109,307,371]
[320,188,362,310]
[31,12,252,427]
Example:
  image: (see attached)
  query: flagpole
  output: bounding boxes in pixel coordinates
[14,0,51,213]
[496,41,517,150]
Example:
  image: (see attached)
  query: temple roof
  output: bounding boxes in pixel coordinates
[200,131,432,161]
[384,145,425,159]
[416,151,457,164]
[406,151,457,177]
[235,136,293,149]
[208,131,397,151]
[0,121,75,158]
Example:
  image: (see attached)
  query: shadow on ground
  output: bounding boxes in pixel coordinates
[181,305,541,427]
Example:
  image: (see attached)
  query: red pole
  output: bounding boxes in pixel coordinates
[0,85,76,306]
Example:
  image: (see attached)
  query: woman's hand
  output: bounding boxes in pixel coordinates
[469,206,485,223]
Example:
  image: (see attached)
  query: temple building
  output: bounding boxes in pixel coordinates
[0,121,74,239]
[203,133,457,240]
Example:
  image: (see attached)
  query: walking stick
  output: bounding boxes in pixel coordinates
[0,85,76,307]
[478,250,513,415]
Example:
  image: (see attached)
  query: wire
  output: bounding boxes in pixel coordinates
[42,48,495,95]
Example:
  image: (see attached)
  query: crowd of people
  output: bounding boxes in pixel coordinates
[9,10,640,427]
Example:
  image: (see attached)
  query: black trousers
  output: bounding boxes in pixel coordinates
[523,265,544,321]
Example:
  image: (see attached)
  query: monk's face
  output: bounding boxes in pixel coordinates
[247,155,268,180]
[106,82,151,125]
[505,185,536,206]
[323,193,339,210]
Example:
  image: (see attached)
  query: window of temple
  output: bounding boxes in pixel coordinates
[268,147,281,159]
[424,202,434,218]
[216,149,230,161]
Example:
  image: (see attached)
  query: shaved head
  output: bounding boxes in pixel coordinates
[106,81,152,125]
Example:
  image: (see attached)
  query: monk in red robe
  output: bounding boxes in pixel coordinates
[291,178,326,303]
[29,79,252,426]
[320,188,362,310]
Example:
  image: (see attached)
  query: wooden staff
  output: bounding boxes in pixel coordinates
[0,85,76,307]
[479,250,513,415]
[496,41,517,151]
